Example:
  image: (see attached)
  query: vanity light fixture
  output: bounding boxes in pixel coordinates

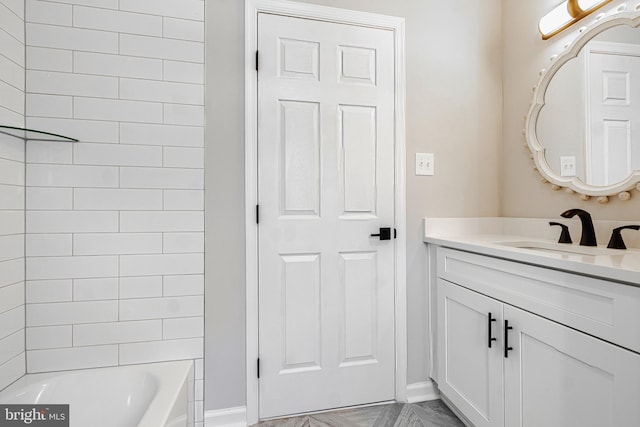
[539,0,613,40]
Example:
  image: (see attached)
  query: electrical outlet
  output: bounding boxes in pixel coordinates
[416,153,434,176]
[560,156,576,177]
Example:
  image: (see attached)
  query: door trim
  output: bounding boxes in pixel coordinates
[244,1,406,424]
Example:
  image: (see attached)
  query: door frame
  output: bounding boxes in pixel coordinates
[244,1,406,423]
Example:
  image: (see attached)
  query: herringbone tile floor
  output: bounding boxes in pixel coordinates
[255,400,465,427]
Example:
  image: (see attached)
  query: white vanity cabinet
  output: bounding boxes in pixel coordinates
[434,247,640,427]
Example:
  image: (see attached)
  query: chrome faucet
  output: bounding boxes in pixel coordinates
[561,209,597,246]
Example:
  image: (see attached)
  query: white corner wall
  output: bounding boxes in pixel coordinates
[22,0,205,423]
[0,0,26,392]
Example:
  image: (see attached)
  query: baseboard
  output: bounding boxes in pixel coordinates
[205,406,247,427]
[204,384,437,426]
[406,380,440,403]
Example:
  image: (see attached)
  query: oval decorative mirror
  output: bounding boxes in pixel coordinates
[526,5,640,202]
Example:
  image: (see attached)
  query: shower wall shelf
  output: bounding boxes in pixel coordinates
[0,125,78,142]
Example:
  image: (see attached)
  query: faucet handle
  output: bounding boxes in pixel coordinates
[549,222,572,244]
[607,225,640,250]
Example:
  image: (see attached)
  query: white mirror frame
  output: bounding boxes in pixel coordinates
[526,4,640,203]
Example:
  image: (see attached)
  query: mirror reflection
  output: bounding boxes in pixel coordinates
[537,24,640,187]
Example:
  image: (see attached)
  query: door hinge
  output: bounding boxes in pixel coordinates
[394,228,397,239]
[257,358,261,379]
[256,205,259,225]
[255,50,259,72]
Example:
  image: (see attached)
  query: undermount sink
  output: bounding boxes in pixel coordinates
[496,241,621,256]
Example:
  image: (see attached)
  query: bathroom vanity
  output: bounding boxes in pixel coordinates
[424,218,640,427]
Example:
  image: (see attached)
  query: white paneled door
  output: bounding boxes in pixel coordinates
[257,13,396,419]
[587,44,640,186]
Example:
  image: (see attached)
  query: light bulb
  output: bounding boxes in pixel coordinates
[577,0,608,12]
[539,2,573,38]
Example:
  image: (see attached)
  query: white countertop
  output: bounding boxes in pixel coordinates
[423,218,640,286]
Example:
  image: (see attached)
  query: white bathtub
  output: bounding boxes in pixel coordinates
[0,360,193,427]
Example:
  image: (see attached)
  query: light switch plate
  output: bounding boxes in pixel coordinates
[560,156,576,177]
[416,153,435,176]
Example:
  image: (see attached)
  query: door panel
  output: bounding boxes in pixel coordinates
[339,45,376,85]
[279,100,320,216]
[504,304,640,427]
[280,253,321,373]
[340,105,377,215]
[339,251,378,366]
[437,279,504,427]
[258,13,396,419]
[279,38,319,80]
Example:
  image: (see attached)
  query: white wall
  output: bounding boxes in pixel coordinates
[22,0,205,423]
[204,0,246,411]
[537,55,585,180]
[205,0,503,411]
[0,0,26,392]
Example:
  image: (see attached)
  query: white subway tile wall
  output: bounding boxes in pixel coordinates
[24,0,205,423]
[0,0,26,392]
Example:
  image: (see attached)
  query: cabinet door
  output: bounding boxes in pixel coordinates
[504,305,640,427]
[437,279,504,427]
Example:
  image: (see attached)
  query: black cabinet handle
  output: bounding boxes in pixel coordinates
[488,312,497,348]
[504,320,513,358]
[370,227,391,241]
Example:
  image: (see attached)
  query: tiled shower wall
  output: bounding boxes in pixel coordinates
[0,0,26,392]
[23,0,205,422]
